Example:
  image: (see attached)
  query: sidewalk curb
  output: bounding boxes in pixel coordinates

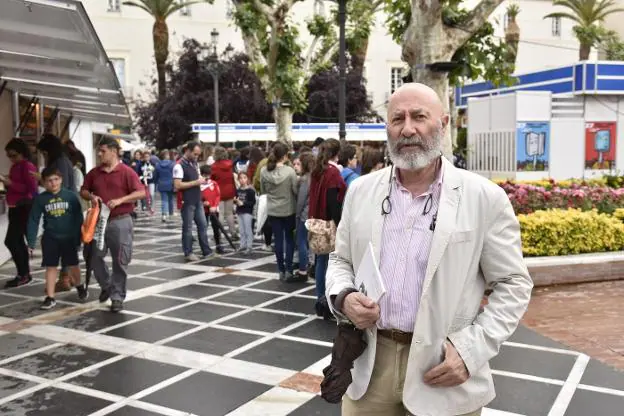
[525,251,624,287]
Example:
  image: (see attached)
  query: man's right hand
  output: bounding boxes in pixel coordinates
[90,194,101,204]
[342,292,380,329]
[197,177,207,186]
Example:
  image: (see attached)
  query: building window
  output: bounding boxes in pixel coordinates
[107,0,120,12]
[390,67,404,94]
[110,58,126,86]
[503,13,511,30]
[552,17,561,37]
[314,0,325,17]
[178,0,191,16]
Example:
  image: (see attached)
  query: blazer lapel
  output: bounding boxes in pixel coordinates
[421,159,462,297]
[370,167,392,264]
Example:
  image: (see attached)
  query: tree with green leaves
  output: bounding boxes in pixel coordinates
[545,0,624,60]
[384,0,518,156]
[599,29,624,60]
[122,0,212,100]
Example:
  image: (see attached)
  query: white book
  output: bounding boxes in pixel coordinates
[354,242,386,303]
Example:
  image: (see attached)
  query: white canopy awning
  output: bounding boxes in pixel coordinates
[0,0,131,126]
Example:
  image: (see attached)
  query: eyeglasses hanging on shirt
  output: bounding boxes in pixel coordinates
[381,166,438,232]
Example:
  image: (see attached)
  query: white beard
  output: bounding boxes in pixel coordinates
[387,127,443,170]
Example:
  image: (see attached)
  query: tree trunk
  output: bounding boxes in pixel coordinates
[274,105,293,146]
[153,19,169,100]
[579,43,591,60]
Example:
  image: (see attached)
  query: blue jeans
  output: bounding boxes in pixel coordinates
[238,213,254,250]
[315,254,329,300]
[181,200,212,256]
[160,191,174,216]
[269,215,296,273]
[296,219,309,273]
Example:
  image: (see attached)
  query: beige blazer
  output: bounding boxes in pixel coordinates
[326,157,533,416]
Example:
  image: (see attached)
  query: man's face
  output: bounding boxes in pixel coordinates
[143,152,150,162]
[98,145,117,165]
[386,87,447,170]
[44,174,62,193]
[187,145,201,162]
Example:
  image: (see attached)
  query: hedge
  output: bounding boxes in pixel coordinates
[519,209,624,257]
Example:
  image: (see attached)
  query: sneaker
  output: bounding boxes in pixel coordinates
[162,215,167,223]
[110,300,123,313]
[201,251,214,259]
[279,272,286,281]
[99,288,110,303]
[40,296,56,310]
[185,254,199,262]
[286,271,308,283]
[245,248,253,255]
[4,275,32,288]
[76,284,89,301]
[216,246,225,255]
[261,244,272,251]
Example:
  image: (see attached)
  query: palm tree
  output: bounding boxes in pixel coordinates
[545,0,624,60]
[123,0,211,100]
[505,4,521,67]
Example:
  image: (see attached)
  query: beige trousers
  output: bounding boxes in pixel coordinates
[342,335,482,416]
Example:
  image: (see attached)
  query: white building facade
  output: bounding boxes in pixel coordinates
[83,0,594,119]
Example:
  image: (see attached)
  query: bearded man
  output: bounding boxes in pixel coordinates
[325,83,533,416]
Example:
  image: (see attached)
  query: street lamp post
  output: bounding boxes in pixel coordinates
[202,28,234,146]
[337,0,347,142]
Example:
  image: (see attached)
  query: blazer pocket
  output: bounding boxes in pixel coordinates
[449,229,476,244]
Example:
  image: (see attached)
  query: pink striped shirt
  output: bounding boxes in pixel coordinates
[377,161,444,332]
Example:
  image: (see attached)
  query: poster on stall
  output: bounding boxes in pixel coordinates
[516,121,550,171]
[585,122,617,170]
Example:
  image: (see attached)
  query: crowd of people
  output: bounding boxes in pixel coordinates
[1,131,388,316]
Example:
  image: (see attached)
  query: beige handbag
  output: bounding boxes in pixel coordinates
[305,218,337,255]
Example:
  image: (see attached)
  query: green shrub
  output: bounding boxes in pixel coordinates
[519,209,624,257]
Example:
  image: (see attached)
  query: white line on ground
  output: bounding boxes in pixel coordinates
[547,353,590,416]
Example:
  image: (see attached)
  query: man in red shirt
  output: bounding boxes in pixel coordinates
[80,137,145,312]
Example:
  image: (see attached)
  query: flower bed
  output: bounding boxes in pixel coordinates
[498,180,624,215]
[519,209,624,257]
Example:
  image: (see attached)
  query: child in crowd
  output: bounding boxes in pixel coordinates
[26,167,85,310]
[234,172,256,254]
[200,165,225,255]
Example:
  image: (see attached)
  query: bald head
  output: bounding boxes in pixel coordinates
[387,83,445,120]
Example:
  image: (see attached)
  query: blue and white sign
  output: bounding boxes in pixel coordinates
[191,123,388,143]
[516,121,550,172]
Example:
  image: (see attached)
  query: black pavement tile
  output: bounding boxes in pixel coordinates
[299,286,317,296]
[0,375,36,399]
[579,359,624,390]
[126,264,166,276]
[196,257,245,268]
[250,279,314,293]
[162,302,244,323]
[288,395,341,416]
[220,310,306,333]
[3,344,116,379]
[508,325,571,350]
[0,333,54,361]
[164,326,263,355]
[203,274,267,287]
[162,284,228,299]
[564,389,624,416]
[147,268,203,279]
[490,344,576,381]
[264,296,317,316]
[132,251,166,261]
[0,299,71,319]
[5,282,47,297]
[103,317,198,343]
[234,338,331,371]
[248,262,280,273]
[488,374,560,415]
[124,296,190,314]
[108,406,164,416]
[0,387,111,415]
[68,356,186,396]
[210,289,280,307]
[142,371,270,416]
[0,293,28,307]
[55,309,139,332]
[284,319,338,343]
[225,250,273,260]
[156,254,191,264]
[127,277,166,291]
[133,244,171,250]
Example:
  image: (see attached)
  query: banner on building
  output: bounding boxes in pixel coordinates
[585,122,617,170]
[516,121,550,171]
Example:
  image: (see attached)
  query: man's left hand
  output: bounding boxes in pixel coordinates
[423,341,469,387]
[108,199,123,209]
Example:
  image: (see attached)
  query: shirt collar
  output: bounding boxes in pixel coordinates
[329,161,342,172]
